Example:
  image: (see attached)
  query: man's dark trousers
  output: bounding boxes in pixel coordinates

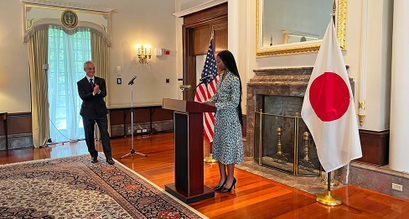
[83,115,111,158]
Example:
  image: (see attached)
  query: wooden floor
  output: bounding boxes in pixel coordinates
[1,132,409,218]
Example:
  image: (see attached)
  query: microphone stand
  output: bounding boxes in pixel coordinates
[188,80,206,101]
[120,77,147,159]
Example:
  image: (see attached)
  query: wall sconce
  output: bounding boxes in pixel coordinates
[136,45,152,64]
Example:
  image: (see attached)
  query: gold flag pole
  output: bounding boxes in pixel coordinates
[203,27,217,164]
[316,171,342,206]
[316,1,343,206]
[321,170,339,186]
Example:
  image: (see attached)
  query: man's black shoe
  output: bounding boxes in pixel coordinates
[91,156,98,163]
[106,157,115,165]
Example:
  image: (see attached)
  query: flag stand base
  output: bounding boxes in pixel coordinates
[316,191,342,206]
[204,153,217,163]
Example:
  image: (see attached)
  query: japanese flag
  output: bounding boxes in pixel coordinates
[301,17,362,173]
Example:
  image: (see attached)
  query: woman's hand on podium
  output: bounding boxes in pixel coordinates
[203,102,215,107]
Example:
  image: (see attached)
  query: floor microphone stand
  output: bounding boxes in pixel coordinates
[120,77,147,159]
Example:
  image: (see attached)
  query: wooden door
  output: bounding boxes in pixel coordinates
[182,3,228,100]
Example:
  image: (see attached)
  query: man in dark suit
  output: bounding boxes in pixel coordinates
[77,61,114,165]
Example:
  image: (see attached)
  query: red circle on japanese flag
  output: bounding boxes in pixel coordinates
[309,72,350,121]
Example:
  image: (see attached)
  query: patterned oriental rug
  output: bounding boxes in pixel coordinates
[0,155,207,218]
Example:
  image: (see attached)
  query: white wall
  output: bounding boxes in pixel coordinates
[107,0,177,107]
[176,0,211,11]
[229,0,249,114]
[0,0,177,113]
[361,0,392,130]
[0,0,30,113]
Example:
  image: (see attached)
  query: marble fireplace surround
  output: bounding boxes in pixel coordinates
[245,66,353,158]
[245,66,354,182]
[246,66,314,158]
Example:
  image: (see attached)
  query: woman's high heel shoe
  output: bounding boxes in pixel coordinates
[220,178,236,193]
[213,179,227,191]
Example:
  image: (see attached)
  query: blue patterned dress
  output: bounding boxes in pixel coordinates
[209,72,244,164]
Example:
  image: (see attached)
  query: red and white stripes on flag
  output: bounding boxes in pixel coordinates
[301,17,362,173]
[195,38,218,143]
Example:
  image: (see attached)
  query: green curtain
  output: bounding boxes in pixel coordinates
[90,31,109,93]
[27,29,49,148]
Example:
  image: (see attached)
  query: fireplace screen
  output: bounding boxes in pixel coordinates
[254,95,320,176]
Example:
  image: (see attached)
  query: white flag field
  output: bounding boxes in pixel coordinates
[301,17,362,173]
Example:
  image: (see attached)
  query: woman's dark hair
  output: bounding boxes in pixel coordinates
[217,50,243,126]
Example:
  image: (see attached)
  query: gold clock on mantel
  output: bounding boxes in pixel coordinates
[61,10,78,28]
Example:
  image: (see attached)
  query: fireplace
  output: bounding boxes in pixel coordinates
[246,67,320,175]
[255,95,320,175]
[246,66,353,175]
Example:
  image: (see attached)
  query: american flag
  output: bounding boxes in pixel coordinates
[195,38,218,143]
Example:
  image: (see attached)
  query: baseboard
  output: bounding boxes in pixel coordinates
[349,161,409,200]
[0,133,33,150]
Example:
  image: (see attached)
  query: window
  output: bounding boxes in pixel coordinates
[48,25,91,143]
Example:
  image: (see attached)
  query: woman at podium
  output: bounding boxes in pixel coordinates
[206,50,244,193]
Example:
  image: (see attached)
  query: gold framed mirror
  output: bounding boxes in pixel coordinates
[256,0,347,57]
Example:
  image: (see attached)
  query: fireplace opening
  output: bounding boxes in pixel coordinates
[254,95,320,176]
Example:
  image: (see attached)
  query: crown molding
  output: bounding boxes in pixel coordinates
[20,0,114,13]
[173,0,227,18]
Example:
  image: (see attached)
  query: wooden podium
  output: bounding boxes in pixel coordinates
[162,98,216,203]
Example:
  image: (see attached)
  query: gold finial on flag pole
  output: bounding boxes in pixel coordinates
[211,27,215,39]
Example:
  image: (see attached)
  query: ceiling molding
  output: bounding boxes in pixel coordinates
[20,0,114,13]
[173,0,227,18]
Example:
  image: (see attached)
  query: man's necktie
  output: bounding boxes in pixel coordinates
[90,78,94,89]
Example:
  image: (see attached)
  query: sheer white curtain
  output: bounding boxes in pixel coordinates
[48,25,91,143]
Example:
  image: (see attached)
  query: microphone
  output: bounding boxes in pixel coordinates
[199,75,211,82]
[178,85,191,99]
[128,76,137,85]
[179,85,191,90]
